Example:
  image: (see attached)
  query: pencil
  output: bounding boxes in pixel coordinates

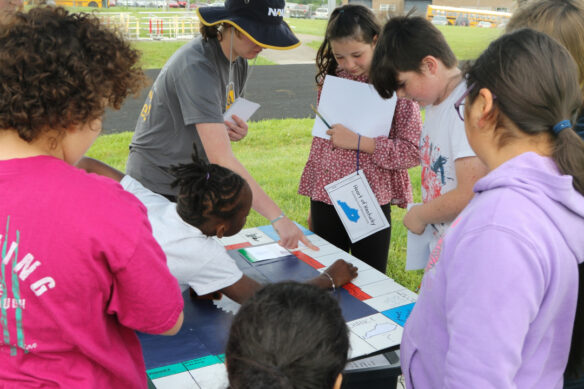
[310,104,332,129]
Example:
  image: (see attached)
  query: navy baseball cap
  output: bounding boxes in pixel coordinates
[197,0,300,50]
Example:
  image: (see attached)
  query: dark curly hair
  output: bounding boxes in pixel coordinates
[226,282,349,389]
[169,147,247,228]
[0,6,145,142]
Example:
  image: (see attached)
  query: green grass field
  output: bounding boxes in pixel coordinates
[88,120,425,290]
[86,19,502,291]
[84,5,501,68]
[302,25,501,61]
[133,23,500,68]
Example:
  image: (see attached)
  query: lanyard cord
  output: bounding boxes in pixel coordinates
[225,29,234,110]
[228,29,233,82]
[226,28,256,105]
[356,134,361,174]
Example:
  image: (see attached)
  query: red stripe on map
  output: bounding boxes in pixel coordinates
[224,242,252,251]
[343,283,371,301]
[292,251,325,269]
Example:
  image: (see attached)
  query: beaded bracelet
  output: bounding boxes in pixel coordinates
[322,271,335,292]
[270,212,285,224]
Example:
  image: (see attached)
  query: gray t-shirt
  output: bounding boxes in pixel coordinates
[127,36,248,196]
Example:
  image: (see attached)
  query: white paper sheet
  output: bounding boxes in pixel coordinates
[223,97,260,122]
[325,170,390,243]
[405,203,433,270]
[312,75,397,140]
[239,243,290,262]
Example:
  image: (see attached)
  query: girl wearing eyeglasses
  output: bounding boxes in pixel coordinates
[400,29,584,388]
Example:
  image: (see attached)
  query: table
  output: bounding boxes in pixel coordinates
[140,224,417,389]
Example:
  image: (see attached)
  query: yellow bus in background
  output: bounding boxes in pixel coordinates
[54,0,107,7]
[25,0,108,7]
[426,5,511,27]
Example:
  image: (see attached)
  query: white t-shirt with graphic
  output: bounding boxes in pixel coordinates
[122,176,243,295]
[421,81,476,250]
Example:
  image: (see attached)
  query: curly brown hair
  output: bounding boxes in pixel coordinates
[0,6,145,142]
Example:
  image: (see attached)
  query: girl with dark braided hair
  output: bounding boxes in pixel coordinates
[78,152,358,304]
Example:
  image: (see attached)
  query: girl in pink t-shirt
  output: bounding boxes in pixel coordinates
[0,7,183,388]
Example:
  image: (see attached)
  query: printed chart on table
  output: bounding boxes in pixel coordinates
[142,223,417,389]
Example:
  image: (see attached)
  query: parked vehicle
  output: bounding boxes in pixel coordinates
[455,15,469,26]
[314,7,329,19]
[426,5,511,28]
[189,2,207,8]
[431,15,448,25]
[289,3,310,18]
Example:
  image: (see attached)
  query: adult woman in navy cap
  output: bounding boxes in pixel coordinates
[127,0,317,250]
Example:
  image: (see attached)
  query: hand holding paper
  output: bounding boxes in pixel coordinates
[327,124,361,150]
[223,97,260,122]
[403,203,427,235]
[405,203,432,270]
[225,114,248,142]
[312,75,397,140]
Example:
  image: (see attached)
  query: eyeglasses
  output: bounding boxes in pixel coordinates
[453,82,476,122]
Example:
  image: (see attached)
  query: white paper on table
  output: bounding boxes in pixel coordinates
[223,97,260,122]
[240,243,290,262]
[312,75,397,140]
[405,203,432,270]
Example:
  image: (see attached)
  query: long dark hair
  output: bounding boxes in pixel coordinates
[226,282,349,389]
[315,4,380,87]
[466,28,584,378]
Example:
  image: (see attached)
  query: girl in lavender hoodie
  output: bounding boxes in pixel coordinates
[401,29,584,388]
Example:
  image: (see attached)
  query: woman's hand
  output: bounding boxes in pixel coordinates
[225,114,248,142]
[326,124,358,150]
[403,204,427,235]
[273,216,319,250]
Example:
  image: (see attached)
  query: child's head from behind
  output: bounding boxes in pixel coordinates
[316,4,380,83]
[506,0,584,98]
[0,7,144,150]
[370,15,457,101]
[170,151,252,238]
[226,281,349,389]
[465,28,584,192]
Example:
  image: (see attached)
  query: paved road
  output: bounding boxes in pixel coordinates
[102,33,321,134]
[103,64,318,134]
